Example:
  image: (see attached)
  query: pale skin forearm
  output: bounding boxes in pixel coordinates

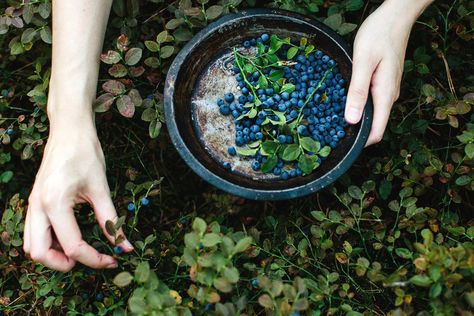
[23,0,133,273]
[345,0,434,145]
[47,0,112,128]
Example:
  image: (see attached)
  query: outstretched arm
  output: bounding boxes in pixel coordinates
[345,0,434,146]
[23,0,134,272]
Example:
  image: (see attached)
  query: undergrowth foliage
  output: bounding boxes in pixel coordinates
[0,0,473,315]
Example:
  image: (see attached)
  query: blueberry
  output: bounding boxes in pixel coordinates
[205,304,213,312]
[6,128,13,136]
[228,146,237,156]
[281,171,289,180]
[95,293,104,301]
[273,167,281,176]
[265,88,274,95]
[219,105,231,115]
[241,87,249,95]
[1,89,8,98]
[217,98,225,106]
[82,292,89,300]
[297,125,307,135]
[127,203,135,212]
[224,93,235,103]
[337,130,345,138]
[232,110,240,118]
[113,246,123,254]
[261,33,270,42]
[243,40,251,48]
[238,95,247,104]
[223,162,232,169]
[141,197,149,206]
[286,135,293,143]
[281,92,290,100]
[291,312,300,316]
[247,94,255,102]
[290,169,297,178]
[251,279,259,287]
[179,218,188,224]
[243,127,250,135]
[251,161,261,171]
[277,135,286,144]
[255,132,263,140]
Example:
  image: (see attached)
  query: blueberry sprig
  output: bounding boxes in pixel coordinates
[217,33,348,179]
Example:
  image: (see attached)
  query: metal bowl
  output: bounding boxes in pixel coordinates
[164,9,372,200]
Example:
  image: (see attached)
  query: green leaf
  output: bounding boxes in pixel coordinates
[144,40,159,52]
[258,75,268,89]
[261,141,279,156]
[113,272,133,287]
[304,44,315,56]
[206,5,223,20]
[280,83,296,94]
[338,23,357,36]
[202,233,221,247]
[324,13,342,31]
[268,70,284,82]
[300,137,320,153]
[149,119,162,139]
[298,155,317,175]
[345,0,363,11]
[156,30,170,43]
[125,48,142,66]
[261,154,278,173]
[0,171,13,183]
[160,45,175,59]
[233,237,252,255]
[410,275,432,287]
[318,146,331,157]
[222,267,239,283]
[348,185,363,200]
[379,179,392,200]
[214,277,232,293]
[40,26,52,44]
[287,47,299,60]
[455,175,471,186]
[395,248,412,259]
[465,143,474,159]
[134,262,150,283]
[192,217,207,235]
[281,144,301,161]
[236,146,259,156]
[21,28,36,43]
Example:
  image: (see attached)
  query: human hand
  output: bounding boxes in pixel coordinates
[23,119,133,272]
[345,0,433,146]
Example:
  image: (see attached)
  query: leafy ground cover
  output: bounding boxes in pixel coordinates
[0,0,473,315]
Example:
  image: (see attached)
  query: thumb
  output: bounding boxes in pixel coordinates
[345,52,378,124]
[92,192,134,253]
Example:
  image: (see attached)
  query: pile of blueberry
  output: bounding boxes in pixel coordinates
[216,33,348,180]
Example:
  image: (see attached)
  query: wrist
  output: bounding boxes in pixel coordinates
[383,0,433,25]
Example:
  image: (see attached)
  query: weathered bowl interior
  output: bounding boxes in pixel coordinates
[164,9,372,200]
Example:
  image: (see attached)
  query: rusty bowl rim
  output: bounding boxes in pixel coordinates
[164,8,373,200]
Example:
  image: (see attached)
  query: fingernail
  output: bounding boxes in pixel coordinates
[122,240,134,251]
[346,107,361,123]
[107,261,118,269]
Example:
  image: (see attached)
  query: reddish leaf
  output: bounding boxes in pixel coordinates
[129,66,145,77]
[128,89,142,107]
[101,50,121,64]
[108,64,128,78]
[125,47,142,66]
[116,95,135,118]
[93,93,115,112]
[102,80,126,95]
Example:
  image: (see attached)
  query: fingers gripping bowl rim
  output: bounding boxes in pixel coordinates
[164,9,373,201]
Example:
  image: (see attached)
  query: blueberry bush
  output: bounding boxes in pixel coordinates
[0,0,473,315]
